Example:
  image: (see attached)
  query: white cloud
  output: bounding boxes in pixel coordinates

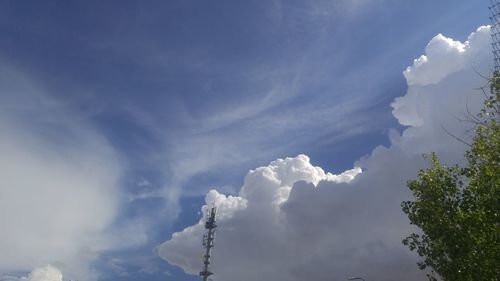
[402,26,490,87]
[0,265,65,281]
[393,26,490,131]
[158,26,493,281]
[159,155,360,279]
[21,265,63,281]
[0,65,133,280]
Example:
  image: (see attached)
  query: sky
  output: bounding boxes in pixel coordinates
[0,1,493,281]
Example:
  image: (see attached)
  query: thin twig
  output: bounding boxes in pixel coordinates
[440,125,472,148]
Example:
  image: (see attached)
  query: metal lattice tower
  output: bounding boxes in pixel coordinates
[490,0,500,71]
[200,206,217,281]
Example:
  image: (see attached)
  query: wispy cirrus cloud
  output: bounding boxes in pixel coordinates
[0,64,146,281]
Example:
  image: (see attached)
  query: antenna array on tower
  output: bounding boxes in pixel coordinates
[200,206,217,281]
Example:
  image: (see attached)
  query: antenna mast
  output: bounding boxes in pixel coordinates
[490,0,500,71]
[200,206,217,281]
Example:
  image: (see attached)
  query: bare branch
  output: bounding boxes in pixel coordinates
[440,125,472,148]
[465,97,486,125]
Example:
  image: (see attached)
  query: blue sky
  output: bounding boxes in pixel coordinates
[0,1,491,281]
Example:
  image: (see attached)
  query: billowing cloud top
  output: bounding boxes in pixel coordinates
[394,26,491,127]
[159,26,493,281]
[159,155,361,279]
[403,26,490,87]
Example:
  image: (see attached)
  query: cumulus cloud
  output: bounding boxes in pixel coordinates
[0,65,127,280]
[393,26,490,133]
[21,265,63,281]
[159,26,493,281]
[159,155,361,279]
[0,265,64,281]
[402,26,490,87]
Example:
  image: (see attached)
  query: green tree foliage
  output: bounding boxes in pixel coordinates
[401,74,500,281]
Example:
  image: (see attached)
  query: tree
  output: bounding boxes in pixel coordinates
[401,74,500,281]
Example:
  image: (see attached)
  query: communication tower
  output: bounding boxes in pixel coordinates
[490,0,500,71]
[200,206,217,281]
